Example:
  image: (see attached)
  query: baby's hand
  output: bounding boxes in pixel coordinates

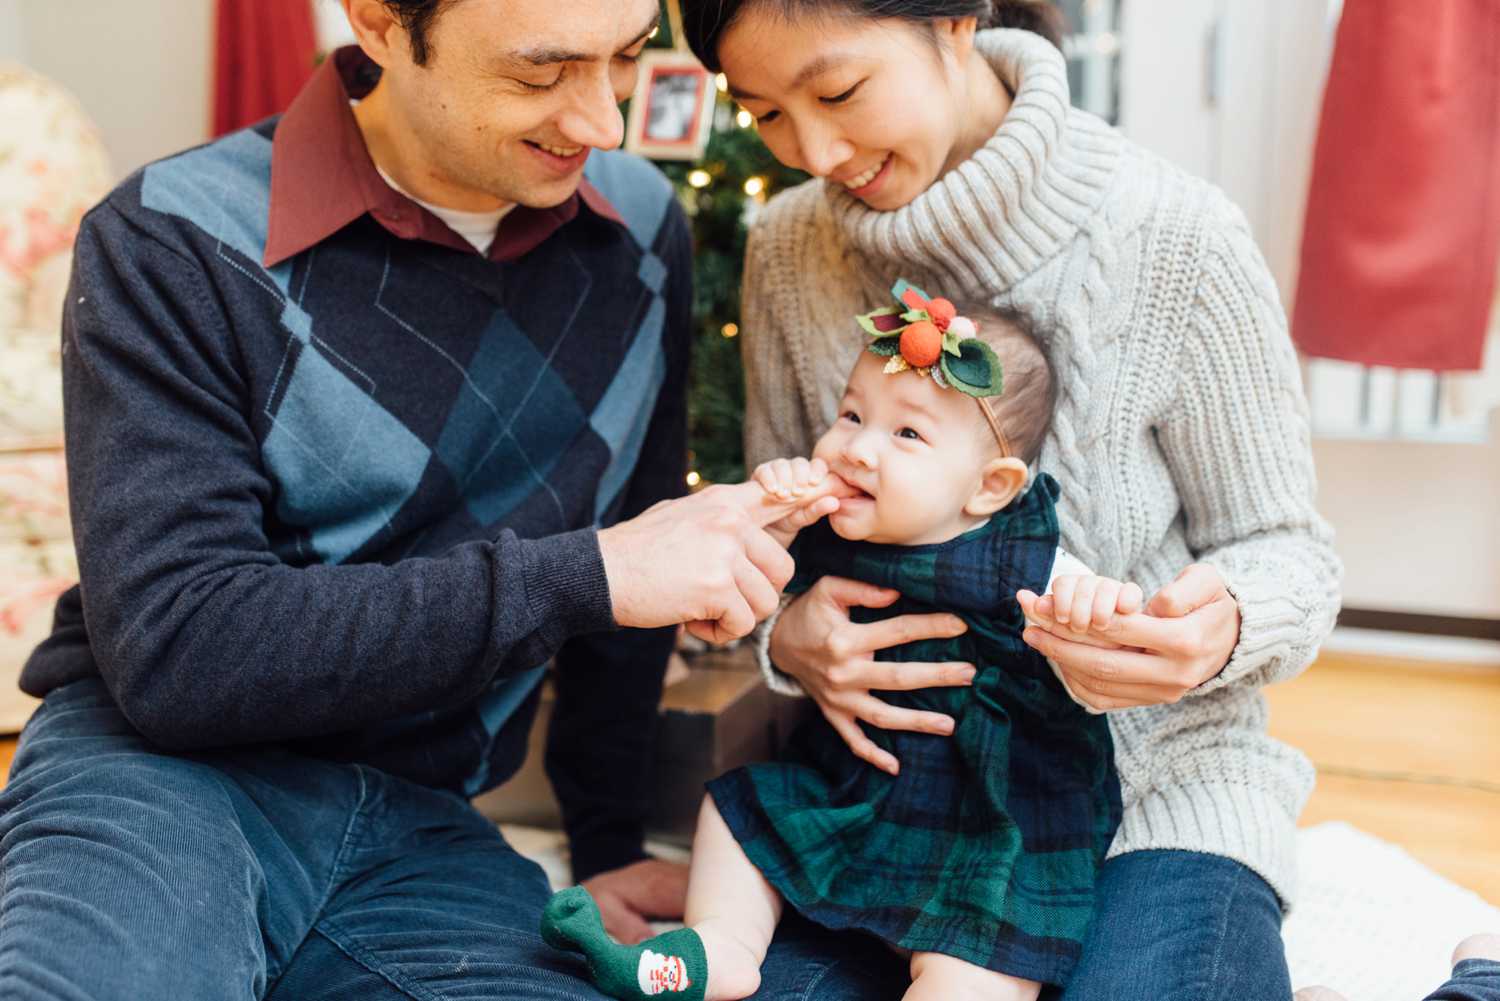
[1029,574,1144,635]
[752,456,843,548]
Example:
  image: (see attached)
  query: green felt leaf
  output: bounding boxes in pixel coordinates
[939,339,1004,398]
[890,279,931,307]
[866,337,902,357]
[901,309,931,324]
[856,307,904,336]
[942,331,963,357]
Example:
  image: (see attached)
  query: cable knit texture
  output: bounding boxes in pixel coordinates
[740,29,1342,909]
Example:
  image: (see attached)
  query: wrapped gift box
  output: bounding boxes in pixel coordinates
[475,645,815,845]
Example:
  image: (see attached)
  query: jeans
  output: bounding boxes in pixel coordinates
[1426,961,1500,1001]
[0,679,902,1000]
[4,679,1491,1001]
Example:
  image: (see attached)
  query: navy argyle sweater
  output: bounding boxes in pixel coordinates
[21,122,692,878]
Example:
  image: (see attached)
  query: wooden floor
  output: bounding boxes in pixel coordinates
[1,650,1496,903]
[1264,650,1500,906]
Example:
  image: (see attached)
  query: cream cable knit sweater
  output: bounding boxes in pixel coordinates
[740,29,1342,908]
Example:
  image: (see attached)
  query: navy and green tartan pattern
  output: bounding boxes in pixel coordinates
[707,474,1121,986]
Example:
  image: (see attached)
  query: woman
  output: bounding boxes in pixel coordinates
[681,2,1341,999]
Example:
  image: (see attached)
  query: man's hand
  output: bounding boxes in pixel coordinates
[598,477,842,645]
[579,858,690,944]
[751,456,849,547]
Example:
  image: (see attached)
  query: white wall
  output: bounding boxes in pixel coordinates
[0,0,28,62]
[13,0,214,179]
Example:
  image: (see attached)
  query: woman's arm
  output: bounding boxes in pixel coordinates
[740,217,817,469]
[1017,197,1341,707]
[1157,197,1342,694]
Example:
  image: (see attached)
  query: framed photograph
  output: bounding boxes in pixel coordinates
[625,50,716,161]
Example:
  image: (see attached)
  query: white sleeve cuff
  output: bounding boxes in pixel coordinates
[755,594,807,697]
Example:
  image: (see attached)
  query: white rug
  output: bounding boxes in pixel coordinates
[503,821,1500,999]
[1284,822,1500,1000]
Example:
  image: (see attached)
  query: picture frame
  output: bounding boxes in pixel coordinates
[624,50,716,161]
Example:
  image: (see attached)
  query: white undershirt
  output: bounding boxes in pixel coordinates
[374,164,514,255]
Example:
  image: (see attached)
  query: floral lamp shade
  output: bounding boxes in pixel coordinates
[0,63,109,732]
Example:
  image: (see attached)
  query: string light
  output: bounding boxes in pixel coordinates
[736,109,753,128]
[715,73,728,93]
[687,169,711,188]
[743,176,765,197]
[686,471,702,487]
[721,323,739,338]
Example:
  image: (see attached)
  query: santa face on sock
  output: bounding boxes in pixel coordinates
[637,949,692,995]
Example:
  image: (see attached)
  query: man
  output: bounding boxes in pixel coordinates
[0,2,845,996]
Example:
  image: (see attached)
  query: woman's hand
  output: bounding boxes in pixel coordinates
[1016,563,1242,711]
[769,576,977,775]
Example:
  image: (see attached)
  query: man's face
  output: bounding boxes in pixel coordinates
[372,0,659,209]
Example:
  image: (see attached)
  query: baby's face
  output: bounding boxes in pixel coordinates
[813,352,993,545]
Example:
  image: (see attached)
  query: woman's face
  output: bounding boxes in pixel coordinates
[718,10,976,211]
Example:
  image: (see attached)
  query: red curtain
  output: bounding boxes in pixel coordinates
[1292,0,1500,371]
[212,0,320,137]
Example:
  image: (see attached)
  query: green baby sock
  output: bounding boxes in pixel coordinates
[541,886,707,1000]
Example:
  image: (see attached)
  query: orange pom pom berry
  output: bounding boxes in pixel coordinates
[926,298,957,330]
[899,320,943,368]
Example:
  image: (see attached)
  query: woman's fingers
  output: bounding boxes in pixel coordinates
[860,611,968,653]
[845,691,955,736]
[819,702,900,775]
[1146,562,1224,617]
[1023,627,1164,685]
[815,575,902,612]
[1117,581,1144,615]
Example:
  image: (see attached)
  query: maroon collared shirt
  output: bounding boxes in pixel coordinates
[263,47,624,269]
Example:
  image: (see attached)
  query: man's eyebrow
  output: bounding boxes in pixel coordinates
[729,53,849,101]
[512,12,661,66]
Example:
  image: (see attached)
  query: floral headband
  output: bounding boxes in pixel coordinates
[856,280,1012,457]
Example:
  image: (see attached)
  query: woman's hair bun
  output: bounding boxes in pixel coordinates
[986,1,1068,50]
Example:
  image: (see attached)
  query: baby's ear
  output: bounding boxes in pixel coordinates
[965,457,1029,518]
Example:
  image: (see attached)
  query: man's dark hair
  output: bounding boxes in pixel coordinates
[963,302,1056,464]
[380,0,457,66]
[682,0,1065,72]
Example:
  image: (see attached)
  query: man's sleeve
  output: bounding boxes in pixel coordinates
[543,201,693,880]
[62,205,617,749]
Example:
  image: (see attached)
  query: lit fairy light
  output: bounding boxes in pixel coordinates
[736,109,753,128]
[687,169,711,188]
[715,73,728,93]
[743,176,765,197]
[686,471,702,487]
[721,323,739,338]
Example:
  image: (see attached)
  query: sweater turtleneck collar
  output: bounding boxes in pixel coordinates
[828,28,1122,297]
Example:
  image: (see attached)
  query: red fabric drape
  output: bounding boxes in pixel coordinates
[1292,0,1500,371]
[212,0,320,137]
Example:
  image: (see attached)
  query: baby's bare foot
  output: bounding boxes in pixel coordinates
[1293,988,1348,1001]
[1453,932,1500,965]
[694,920,763,1000]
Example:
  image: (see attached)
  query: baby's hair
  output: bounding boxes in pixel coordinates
[960,302,1056,463]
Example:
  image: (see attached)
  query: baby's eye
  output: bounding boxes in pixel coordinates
[896,427,923,441]
[840,410,861,424]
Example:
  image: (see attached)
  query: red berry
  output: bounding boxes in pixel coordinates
[927,298,957,330]
[899,320,942,368]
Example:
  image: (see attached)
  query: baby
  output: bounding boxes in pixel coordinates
[544,283,1141,1001]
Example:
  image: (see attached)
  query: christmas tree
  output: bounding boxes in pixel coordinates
[636,10,807,485]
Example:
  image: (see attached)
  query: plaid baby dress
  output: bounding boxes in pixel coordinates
[707,474,1121,986]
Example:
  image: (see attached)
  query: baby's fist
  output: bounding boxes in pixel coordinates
[1048,574,1144,634]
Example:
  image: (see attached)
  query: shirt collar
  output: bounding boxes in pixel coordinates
[263,47,624,269]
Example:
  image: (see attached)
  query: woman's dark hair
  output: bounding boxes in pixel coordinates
[683,0,1066,72]
[378,0,452,66]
